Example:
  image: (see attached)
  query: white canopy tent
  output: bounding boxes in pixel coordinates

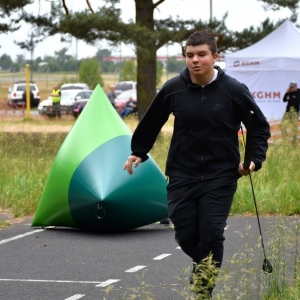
[225,19,300,121]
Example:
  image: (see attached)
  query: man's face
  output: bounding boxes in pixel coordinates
[185,44,218,77]
[290,85,297,92]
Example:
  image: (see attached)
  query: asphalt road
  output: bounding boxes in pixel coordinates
[0,215,298,300]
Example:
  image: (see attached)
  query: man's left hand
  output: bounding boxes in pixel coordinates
[238,161,255,176]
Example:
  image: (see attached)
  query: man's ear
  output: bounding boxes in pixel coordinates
[213,52,218,63]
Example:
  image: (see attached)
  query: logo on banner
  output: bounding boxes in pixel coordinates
[234,60,260,67]
[251,91,281,102]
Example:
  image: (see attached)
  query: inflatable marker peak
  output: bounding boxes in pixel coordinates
[32,85,168,231]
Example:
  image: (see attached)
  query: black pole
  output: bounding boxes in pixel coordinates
[242,111,273,274]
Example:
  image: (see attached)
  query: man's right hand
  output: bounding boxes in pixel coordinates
[123,155,142,175]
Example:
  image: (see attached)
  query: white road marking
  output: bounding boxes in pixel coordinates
[65,294,85,300]
[96,279,120,287]
[0,279,101,284]
[153,254,172,260]
[125,265,147,273]
[176,246,181,249]
[0,229,45,245]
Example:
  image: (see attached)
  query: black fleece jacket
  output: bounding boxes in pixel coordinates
[131,66,270,180]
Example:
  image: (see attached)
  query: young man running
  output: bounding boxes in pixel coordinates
[124,31,270,297]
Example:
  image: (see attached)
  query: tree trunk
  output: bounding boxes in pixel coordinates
[135,0,157,120]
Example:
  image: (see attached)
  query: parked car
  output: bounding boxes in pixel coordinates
[7,81,40,107]
[38,89,93,116]
[114,88,159,112]
[115,89,137,112]
[114,81,136,96]
[60,83,90,90]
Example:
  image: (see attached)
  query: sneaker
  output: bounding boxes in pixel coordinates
[169,220,174,229]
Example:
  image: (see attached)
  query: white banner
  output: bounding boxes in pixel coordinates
[225,70,300,121]
[224,20,300,121]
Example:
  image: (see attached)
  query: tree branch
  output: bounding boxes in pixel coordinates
[61,0,69,15]
[86,0,94,13]
[153,0,165,9]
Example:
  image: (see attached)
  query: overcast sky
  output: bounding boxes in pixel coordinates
[0,0,296,61]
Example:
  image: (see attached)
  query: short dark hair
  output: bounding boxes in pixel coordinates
[185,31,217,55]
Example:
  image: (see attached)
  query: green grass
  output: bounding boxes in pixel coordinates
[232,141,300,215]
[0,220,11,229]
[0,116,299,218]
[0,125,67,217]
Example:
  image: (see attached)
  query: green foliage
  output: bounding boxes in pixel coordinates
[99,60,115,73]
[0,129,66,217]
[95,48,111,61]
[10,62,20,72]
[15,54,25,64]
[166,56,186,73]
[0,0,33,32]
[96,48,120,73]
[260,0,299,9]
[14,31,43,64]
[120,59,136,81]
[58,75,80,87]
[156,60,163,87]
[3,0,300,118]
[232,142,300,215]
[0,53,13,70]
[42,53,77,72]
[78,57,104,89]
[228,18,280,53]
[55,47,72,66]
[0,0,33,14]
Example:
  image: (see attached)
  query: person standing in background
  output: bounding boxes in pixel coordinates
[281,81,300,145]
[51,84,61,118]
[107,85,117,109]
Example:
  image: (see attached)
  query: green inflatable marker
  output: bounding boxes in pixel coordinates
[32,85,168,231]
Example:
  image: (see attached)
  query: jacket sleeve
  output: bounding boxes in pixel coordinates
[283,92,289,102]
[131,89,172,162]
[236,83,271,171]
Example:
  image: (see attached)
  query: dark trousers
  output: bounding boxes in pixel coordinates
[52,102,61,118]
[167,176,237,268]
